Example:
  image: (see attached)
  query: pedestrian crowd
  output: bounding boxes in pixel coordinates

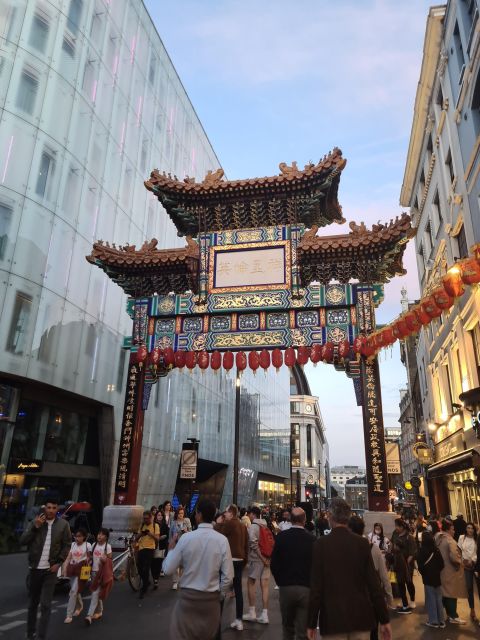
[20,495,480,640]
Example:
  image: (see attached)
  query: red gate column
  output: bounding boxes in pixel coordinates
[360,356,390,512]
[113,355,146,505]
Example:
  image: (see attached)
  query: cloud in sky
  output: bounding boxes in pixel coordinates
[147,0,432,465]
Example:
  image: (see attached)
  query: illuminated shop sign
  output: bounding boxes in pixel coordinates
[9,459,43,473]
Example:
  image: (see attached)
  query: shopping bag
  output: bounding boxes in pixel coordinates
[80,564,92,581]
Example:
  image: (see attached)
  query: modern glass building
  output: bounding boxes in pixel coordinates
[0,0,290,550]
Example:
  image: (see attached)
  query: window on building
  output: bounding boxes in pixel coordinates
[444,362,455,411]
[35,150,55,198]
[453,21,466,79]
[0,4,17,42]
[426,134,433,162]
[62,35,75,58]
[425,220,433,254]
[446,149,455,184]
[419,169,426,193]
[432,190,443,234]
[291,423,300,467]
[29,13,49,53]
[436,84,444,108]
[290,401,300,414]
[15,70,38,114]
[82,57,96,99]
[0,202,12,260]
[306,424,312,467]
[456,224,469,259]
[470,324,480,382]
[67,0,83,35]
[6,292,32,354]
[116,349,127,393]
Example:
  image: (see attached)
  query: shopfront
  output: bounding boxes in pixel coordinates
[0,378,112,552]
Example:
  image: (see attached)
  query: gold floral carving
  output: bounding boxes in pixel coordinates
[211,292,284,310]
[159,297,175,313]
[212,332,284,348]
[192,334,207,350]
[237,230,263,243]
[291,329,307,346]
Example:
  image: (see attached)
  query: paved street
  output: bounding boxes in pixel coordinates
[1,552,480,639]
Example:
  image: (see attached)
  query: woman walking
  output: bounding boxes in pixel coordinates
[169,506,192,590]
[151,510,169,588]
[85,528,112,625]
[64,528,91,624]
[417,531,445,628]
[458,521,478,621]
[436,519,468,624]
[368,523,391,554]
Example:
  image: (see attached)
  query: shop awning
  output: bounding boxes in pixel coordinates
[427,448,480,479]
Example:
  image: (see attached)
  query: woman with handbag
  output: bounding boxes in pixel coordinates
[458,522,478,621]
[64,528,92,624]
[85,528,112,625]
[151,511,169,588]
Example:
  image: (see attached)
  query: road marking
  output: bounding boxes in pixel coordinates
[0,620,25,631]
[1,609,27,618]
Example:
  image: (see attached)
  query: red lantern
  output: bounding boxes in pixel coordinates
[432,286,454,310]
[297,346,310,366]
[322,342,334,363]
[148,347,162,368]
[460,258,480,284]
[284,347,296,368]
[421,296,442,319]
[135,344,147,365]
[235,351,247,372]
[185,351,197,370]
[360,339,375,358]
[310,344,322,364]
[353,336,366,354]
[338,339,351,360]
[163,347,175,367]
[371,332,383,349]
[404,311,421,334]
[210,351,221,372]
[381,327,395,346]
[259,349,271,371]
[223,351,234,372]
[174,350,186,369]
[442,270,465,297]
[413,305,430,325]
[197,350,209,371]
[392,319,409,340]
[272,348,283,371]
[248,350,260,374]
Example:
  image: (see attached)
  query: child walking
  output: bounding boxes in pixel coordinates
[85,528,112,625]
[417,531,446,629]
[64,528,91,624]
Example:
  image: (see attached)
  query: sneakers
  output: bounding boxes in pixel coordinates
[409,601,416,609]
[449,617,466,625]
[257,611,269,624]
[396,606,412,615]
[153,580,158,590]
[84,616,92,626]
[230,619,244,630]
[64,617,73,624]
[425,622,439,628]
[438,622,446,628]
[172,582,178,590]
[242,612,257,622]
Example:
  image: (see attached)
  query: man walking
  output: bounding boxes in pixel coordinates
[21,499,71,640]
[271,507,314,639]
[163,499,233,640]
[279,509,292,532]
[307,498,391,640]
[136,510,160,598]
[243,506,273,624]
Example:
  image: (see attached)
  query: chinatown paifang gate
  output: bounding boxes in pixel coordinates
[86,148,414,512]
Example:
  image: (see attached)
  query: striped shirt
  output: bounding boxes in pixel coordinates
[37,520,54,569]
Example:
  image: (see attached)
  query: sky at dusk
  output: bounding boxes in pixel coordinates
[145,0,435,466]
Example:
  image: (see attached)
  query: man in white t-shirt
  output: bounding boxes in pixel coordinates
[20,499,71,640]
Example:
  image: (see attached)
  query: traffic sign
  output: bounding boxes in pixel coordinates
[404,481,413,491]
[410,476,421,488]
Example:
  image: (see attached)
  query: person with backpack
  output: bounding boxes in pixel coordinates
[417,531,445,628]
[271,507,315,639]
[243,506,274,625]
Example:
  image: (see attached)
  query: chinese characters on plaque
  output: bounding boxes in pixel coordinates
[361,359,388,496]
[214,246,286,288]
[115,362,139,492]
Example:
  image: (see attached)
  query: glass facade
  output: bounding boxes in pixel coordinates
[0,0,290,540]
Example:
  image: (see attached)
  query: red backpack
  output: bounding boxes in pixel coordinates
[257,524,275,558]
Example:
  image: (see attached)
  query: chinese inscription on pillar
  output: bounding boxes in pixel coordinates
[115,362,139,492]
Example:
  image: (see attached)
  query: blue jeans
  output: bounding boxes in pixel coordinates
[425,585,444,625]
[465,568,475,609]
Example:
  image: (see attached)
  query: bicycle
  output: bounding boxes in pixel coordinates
[112,534,141,592]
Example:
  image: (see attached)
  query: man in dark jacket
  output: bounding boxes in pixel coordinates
[271,507,314,640]
[453,514,467,541]
[307,498,391,640]
[20,499,71,640]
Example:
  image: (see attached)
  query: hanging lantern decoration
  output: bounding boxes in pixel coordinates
[310,344,322,365]
[259,349,271,372]
[404,310,421,334]
[322,342,334,363]
[197,350,209,371]
[431,286,454,310]
[210,351,221,372]
[371,332,383,349]
[297,346,310,367]
[284,347,296,368]
[174,350,186,369]
[248,350,260,374]
[185,351,197,371]
[360,338,375,358]
[223,351,234,372]
[353,335,366,355]
[413,304,431,325]
[392,318,409,340]
[460,258,480,285]
[338,339,351,361]
[148,346,162,370]
[272,348,283,372]
[421,295,442,319]
[381,326,395,346]
[442,269,465,297]
[135,344,148,367]
[235,351,247,373]
[163,347,175,368]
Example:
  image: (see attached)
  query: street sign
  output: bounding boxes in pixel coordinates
[410,476,421,488]
[180,447,198,479]
[404,480,413,490]
[412,442,434,465]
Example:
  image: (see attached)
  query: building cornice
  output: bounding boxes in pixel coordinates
[400,5,446,207]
